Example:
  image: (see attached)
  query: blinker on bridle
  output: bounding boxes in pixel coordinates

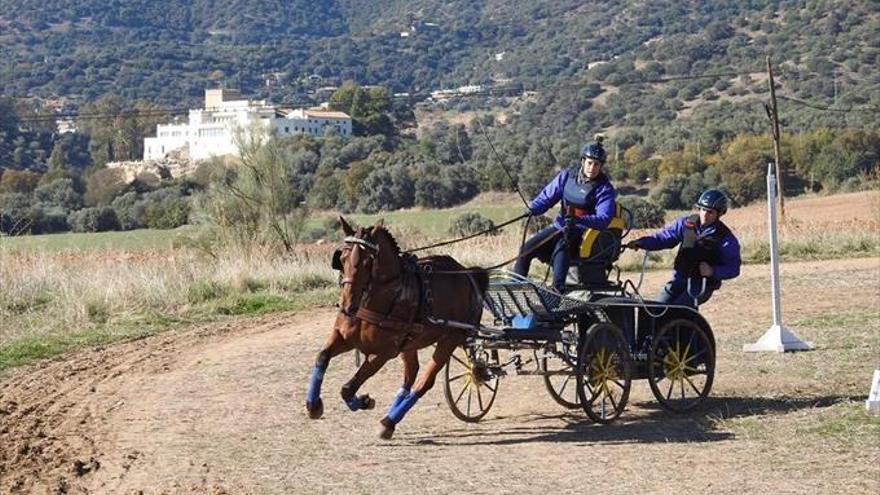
[333,235,381,290]
[343,236,379,252]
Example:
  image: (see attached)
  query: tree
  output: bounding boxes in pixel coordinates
[67,207,121,232]
[518,140,557,198]
[84,168,127,206]
[195,132,309,251]
[77,95,168,166]
[33,178,84,211]
[0,169,41,194]
[716,134,775,206]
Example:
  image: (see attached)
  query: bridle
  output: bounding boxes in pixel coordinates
[337,236,379,285]
[335,235,380,316]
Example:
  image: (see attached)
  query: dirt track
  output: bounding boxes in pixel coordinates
[1,258,879,494]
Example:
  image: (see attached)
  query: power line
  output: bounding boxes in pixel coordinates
[10,69,880,123]
[776,95,880,114]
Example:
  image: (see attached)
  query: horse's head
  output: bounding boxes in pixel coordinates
[332,217,400,316]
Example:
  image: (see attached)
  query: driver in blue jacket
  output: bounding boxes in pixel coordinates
[513,137,617,292]
[627,189,741,306]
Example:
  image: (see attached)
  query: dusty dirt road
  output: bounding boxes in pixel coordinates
[2,258,878,494]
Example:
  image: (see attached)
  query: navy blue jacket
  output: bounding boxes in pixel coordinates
[528,168,617,233]
[637,216,741,284]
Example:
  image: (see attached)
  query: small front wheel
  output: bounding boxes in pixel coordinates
[443,344,499,423]
[576,322,632,424]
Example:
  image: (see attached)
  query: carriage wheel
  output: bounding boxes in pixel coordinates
[541,341,580,409]
[576,322,632,424]
[648,318,715,413]
[443,344,499,423]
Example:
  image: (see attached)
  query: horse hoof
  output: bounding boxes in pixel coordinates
[361,395,376,410]
[306,398,324,419]
[378,418,395,440]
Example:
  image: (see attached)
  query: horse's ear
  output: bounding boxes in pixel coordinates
[340,216,355,236]
[376,218,385,228]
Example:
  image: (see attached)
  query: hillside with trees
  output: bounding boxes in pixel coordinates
[0,0,878,236]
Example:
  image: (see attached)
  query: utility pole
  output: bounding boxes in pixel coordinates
[765,56,786,221]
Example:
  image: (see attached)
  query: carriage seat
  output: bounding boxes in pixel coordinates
[566,203,629,290]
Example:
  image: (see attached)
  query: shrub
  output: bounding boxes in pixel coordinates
[449,212,499,237]
[0,169,41,194]
[649,174,690,209]
[84,167,127,206]
[618,195,666,229]
[33,178,84,211]
[67,206,121,232]
[111,191,146,230]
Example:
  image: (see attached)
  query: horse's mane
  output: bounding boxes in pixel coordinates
[372,226,401,255]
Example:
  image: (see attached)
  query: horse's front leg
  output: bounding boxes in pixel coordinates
[306,324,354,419]
[340,350,394,411]
[379,335,461,440]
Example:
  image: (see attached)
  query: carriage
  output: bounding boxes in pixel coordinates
[440,214,717,424]
[311,213,716,439]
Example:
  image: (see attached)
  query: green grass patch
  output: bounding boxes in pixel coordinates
[0,286,338,375]
[0,226,195,254]
[214,293,295,316]
[2,292,53,314]
[742,235,880,264]
[800,402,880,445]
[792,310,880,331]
[187,280,232,304]
[713,401,880,448]
[0,320,158,371]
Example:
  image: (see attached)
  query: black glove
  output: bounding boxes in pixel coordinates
[625,240,641,250]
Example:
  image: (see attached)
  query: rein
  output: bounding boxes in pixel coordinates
[428,228,563,274]
[403,213,528,254]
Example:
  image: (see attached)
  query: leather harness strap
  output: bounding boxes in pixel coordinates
[354,306,441,334]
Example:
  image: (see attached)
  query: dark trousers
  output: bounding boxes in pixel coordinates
[513,226,581,292]
[655,277,719,307]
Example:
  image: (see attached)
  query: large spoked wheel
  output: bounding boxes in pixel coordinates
[541,341,580,409]
[648,318,715,413]
[576,322,632,424]
[443,344,499,423]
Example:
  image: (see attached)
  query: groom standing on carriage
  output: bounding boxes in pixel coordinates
[627,189,742,306]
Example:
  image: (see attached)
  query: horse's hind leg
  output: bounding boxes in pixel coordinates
[306,325,354,419]
[340,351,394,411]
[379,335,461,440]
[389,349,419,410]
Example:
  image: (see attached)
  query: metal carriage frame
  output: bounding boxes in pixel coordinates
[441,268,717,424]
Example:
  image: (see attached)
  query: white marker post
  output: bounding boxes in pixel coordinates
[867,369,880,415]
[744,162,813,352]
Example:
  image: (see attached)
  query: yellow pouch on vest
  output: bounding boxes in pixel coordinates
[579,203,626,258]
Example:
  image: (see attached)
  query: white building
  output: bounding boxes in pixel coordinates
[144,89,352,161]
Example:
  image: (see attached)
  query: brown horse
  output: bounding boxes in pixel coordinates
[305,217,488,439]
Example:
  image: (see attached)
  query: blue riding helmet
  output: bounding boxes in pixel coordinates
[580,140,606,163]
[696,189,729,215]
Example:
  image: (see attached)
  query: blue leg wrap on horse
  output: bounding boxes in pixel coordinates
[386,392,419,425]
[390,387,410,411]
[345,395,366,411]
[306,366,324,406]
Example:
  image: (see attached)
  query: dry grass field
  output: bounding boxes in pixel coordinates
[0,191,878,493]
